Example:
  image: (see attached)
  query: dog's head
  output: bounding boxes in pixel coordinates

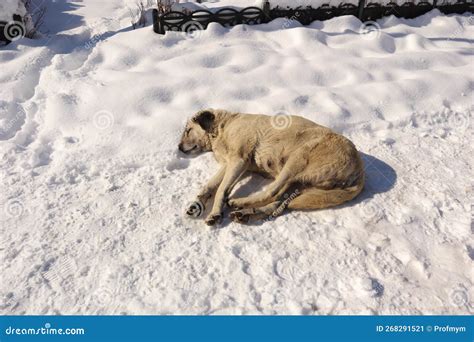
[178,110,216,155]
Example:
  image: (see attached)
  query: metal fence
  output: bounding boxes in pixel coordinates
[152,0,473,34]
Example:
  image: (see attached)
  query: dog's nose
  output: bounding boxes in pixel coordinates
[178,143,185,153]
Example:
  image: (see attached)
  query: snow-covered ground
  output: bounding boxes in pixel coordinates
[0,0,472,315]
[0,0,27,22]
[174,0,461,11]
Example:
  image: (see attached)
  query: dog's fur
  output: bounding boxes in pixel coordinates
[179,109,365,225]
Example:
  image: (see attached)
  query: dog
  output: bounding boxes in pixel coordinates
[179,109,365,226]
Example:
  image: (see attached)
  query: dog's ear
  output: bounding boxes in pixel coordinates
[193,110,215,132]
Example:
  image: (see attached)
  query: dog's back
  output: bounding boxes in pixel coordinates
[221,112,365,211]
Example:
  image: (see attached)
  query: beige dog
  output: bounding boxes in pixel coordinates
[179,109,365,226]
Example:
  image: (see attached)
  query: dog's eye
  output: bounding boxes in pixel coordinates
[185,128,192,136]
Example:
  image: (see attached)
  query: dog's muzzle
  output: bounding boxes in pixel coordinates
[178,144,197,154]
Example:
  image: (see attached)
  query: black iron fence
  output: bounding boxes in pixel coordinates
[152,0,473,34]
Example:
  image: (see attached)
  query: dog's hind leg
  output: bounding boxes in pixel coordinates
[228,175,291,209]
[228,155,307,209]
[229,201,284,224]
[229,183,302,223]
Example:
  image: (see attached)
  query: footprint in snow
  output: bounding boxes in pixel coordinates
[166,157,189,172]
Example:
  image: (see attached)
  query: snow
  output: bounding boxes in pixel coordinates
[174,0,433,11]
[172,0,261,12]
[0,0,473,315]
[0,0,26,21]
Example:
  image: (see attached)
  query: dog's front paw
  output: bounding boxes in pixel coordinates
[205,213,222,226]
[185,200,204,218]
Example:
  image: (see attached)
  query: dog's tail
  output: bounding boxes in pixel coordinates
[287,172,365,210]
